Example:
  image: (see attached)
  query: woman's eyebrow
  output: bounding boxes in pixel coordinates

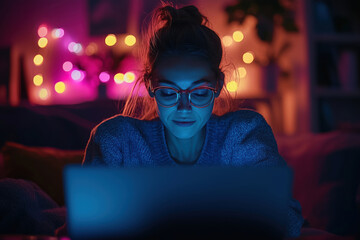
[158,78,212,87]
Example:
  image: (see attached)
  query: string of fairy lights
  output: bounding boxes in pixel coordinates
[32,24,137,101]
[32,24,254,102]
[221,30,254,93]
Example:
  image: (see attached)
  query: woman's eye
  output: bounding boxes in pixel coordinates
[160,90,176,97]
[193,89,209,97]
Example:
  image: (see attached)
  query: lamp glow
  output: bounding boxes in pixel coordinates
[105,34,117,46]
[39,88,50,100]
[37,25,48,37]
[237,67,247,78]
[38,38,48,48]
[243,52,254,64]
[222,36,233,47]
[124,72,135,83]
[114,73,124,84]
[33,74,43,86]
[124,35,136,46]
[55,81,66,93]
[226,81,238,92]
[233,31,244,42]
[85,42,98,55]
[33,54,44,66]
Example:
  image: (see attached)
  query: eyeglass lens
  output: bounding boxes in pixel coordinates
[154,88,213,107]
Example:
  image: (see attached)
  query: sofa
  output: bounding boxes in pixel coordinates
[0,100,359,239]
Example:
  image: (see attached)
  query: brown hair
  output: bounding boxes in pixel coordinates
[121,2,238,120]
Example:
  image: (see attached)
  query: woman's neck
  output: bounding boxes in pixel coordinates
[165,127,206,164]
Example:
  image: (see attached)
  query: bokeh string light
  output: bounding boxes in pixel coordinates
[38,37,48,48]
[33,74,43,86]
[223,30,253,93]
[33,54,44,66]
[114,73,125,84]
[54,81,66,93]
[99,72,110,83]
[51,28,64,39]
[62,61,73,72]
[124,35,136,46]
[34,24,251,102]
[105,34,117,46]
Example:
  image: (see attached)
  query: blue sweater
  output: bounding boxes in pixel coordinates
[83,110,304,237]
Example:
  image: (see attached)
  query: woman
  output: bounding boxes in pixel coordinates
[81,3,304,238]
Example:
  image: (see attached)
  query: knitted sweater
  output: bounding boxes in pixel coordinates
[83,110,304,237]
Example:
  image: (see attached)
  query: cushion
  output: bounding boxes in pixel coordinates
[276,131,360,236]
[0,142,84,206]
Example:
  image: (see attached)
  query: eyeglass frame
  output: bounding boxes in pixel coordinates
[151,85,218,108]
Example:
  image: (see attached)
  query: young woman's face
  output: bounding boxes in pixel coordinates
[150,54,222,140]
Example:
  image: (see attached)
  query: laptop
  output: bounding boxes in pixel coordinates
[63,165,293,240]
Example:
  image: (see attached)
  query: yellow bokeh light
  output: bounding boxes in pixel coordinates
[222,36,233,47]
[33,54,44,66]
[233,31,244,42]
[237,67,247,78]
[33,74,43,86]
[114,73,124,84]
[226,81,238,92]
[54,81,66,94]
[105,34,117,46]
[124,72,135,83]
[39,88,49,100]
[124,35,136,46]
[243,52,254,64]
[38,37,48,48]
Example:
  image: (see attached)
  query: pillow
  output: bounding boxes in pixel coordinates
[276,131,360,236]
[0,142,84,206]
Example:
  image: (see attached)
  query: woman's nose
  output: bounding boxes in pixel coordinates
[177,93,191,111]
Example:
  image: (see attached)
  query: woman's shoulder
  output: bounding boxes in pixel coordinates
[91,114,160,137]
[214,109,267,127]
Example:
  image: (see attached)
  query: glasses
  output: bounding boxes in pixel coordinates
[152,86,217,108]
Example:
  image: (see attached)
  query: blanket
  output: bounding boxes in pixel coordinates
[0,178,66,235]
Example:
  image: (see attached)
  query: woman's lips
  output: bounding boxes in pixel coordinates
[172,120,196,127]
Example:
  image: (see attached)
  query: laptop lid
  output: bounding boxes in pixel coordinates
[63,165,293,240]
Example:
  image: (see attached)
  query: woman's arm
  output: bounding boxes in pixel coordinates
[230,111,304,238]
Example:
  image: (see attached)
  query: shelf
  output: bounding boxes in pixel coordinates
[314,34,360,45]
[315,88,360,98]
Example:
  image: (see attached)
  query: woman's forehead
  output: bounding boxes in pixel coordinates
[152,55,216,87]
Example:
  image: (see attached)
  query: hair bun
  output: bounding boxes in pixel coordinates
[159,5,206,27]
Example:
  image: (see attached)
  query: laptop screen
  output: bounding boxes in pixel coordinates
[64,165,292,240]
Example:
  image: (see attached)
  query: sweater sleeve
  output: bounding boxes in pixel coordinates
[230,111,304,238]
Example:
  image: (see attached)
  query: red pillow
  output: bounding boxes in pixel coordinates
[276,131,360,236]
[1,142,84,206]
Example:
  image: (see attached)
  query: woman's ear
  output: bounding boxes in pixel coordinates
[215,72,224,98]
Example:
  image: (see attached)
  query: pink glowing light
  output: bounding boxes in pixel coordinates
[68,42,83,54]
[37,25,48,37]
[68,42,76,52]
[52,28,64,38]
[62,61,73,72]
[71,70,85,81]
[99,72,110,83]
